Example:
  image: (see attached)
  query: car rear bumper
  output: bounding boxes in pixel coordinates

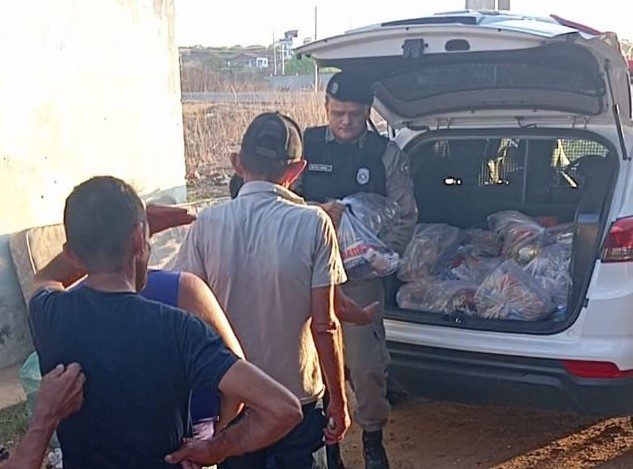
[387,341,633,416]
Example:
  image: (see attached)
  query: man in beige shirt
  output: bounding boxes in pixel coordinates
[174,112,350,468]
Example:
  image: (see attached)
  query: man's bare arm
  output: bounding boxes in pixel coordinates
[165,361,302,466]
[334,286,379,325]
[2,364,85,469]
[30,252,86,297]
[29,204,196,298]
[310,286,350,444]
[177,272,245,428]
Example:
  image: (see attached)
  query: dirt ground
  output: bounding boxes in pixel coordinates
[183,152,633,469]
[339,398,633,469]
[5,384,633,469]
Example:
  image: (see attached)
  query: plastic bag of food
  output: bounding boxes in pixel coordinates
[398,224,462,281]
[438,281,478,315]
[445,246,503,283]
[508,222,575,266]
[524,243,571,308]
[487,211,545,261]
[396,280,434,311]
[397,279,478,314]
[475,260,553,321]
[463,229,502,257]
[341,193,399,239]
[488,210,540,235]
[546,223,574,246]
[338,206,399,279]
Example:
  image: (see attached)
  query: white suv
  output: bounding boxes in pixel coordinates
[296,11,633,415]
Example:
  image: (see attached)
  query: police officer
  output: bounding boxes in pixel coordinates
[297,71,418,469]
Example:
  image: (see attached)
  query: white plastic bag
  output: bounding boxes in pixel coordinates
[463,229,502,257]
[487,211,545,263]
[475,260,553,321]
[397,279,477,315]
[337,205,399,280]
[524,243,572,308]
[445,246,503,283]
[398,224,462,281]
[341,193,399,239]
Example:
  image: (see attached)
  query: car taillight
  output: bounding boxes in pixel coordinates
[563,360,633,378]
[602,217,633,263]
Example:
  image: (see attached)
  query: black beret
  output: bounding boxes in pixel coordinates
[326,71,374,106]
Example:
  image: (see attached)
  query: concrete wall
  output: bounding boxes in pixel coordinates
[0,0,186,367]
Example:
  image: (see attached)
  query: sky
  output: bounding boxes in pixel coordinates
[174,0,632,48]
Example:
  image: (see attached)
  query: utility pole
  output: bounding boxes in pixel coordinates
[314,5,318,91]
[273,29,277,75]
[281,45,285,75]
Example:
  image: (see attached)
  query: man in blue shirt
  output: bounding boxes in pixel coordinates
[28,176,302,468]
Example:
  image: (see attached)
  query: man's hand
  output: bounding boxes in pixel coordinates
[336,288,379,325]
[146,204,196,236]
[165,438,221,467]
[34,363,85,424]
[2,363,85,469]
[319,201,345,229]
[324,400,351,444]
[166,361,302,466]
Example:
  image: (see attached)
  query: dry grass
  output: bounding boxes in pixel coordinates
[180,67,270,93]
[0,402,28,451]
[183,93,326,172]
[182,92,327,200]
[181,93,387,200]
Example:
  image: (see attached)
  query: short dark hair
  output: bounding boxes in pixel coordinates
[64,176,146,272]
[240,113,302,181]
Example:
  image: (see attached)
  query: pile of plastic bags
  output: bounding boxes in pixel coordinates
[336,193,400,280]
[397,211,572,321]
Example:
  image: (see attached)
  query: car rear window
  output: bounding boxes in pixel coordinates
[408,136,612,229]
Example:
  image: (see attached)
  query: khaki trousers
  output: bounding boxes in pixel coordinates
[341,278,391,432]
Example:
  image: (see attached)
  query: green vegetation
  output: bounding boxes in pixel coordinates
[284,57,316,75]
[0,402,28,448]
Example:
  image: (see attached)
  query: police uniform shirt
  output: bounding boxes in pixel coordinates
[299,127,419,255]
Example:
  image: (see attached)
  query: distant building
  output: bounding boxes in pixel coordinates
[226,52,269,69]
[278,30,298,60]
[465,0,510,10]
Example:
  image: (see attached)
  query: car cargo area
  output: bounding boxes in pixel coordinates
[385,130,618,334]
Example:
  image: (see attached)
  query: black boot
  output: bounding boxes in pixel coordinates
[326,443,345,469]
[362,430,389,469]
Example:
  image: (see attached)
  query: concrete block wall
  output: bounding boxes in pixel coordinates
[0,0,186,367]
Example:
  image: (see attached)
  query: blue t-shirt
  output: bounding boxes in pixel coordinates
[140,270,220,420]
[29,286,238,469]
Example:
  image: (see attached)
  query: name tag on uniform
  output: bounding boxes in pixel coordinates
[308,163,333,173]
